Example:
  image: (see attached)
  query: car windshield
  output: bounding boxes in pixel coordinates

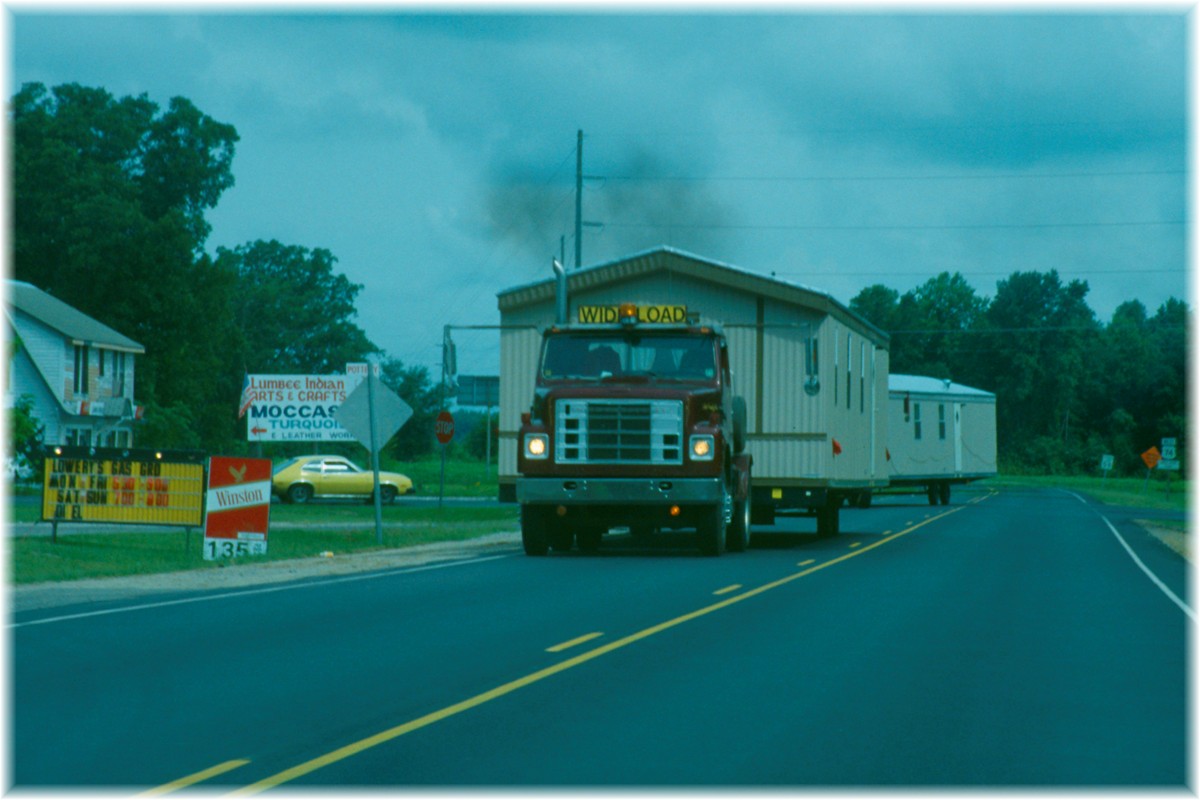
[540,333,718,383]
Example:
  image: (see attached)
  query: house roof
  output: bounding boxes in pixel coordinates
[7,281,144,353]
[496,246,888,344]
[889,374,994,399]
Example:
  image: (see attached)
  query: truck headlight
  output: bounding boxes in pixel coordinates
[689,434,715,461]
[525,433,549,460]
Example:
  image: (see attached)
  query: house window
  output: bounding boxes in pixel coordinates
[914,403,922,440]
[939,404,947,440]
[73,345,90,395]
[66,427,91,446]
[113,351,127,397]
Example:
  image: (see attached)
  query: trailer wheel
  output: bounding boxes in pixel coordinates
[698,503,726,556]
[816,498,840,538]
[856,491,872,509]
[521,506,550,556]
[939,481,952,505]
[927,485,940,505]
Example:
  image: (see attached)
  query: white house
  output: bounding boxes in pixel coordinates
[6,281,145,447]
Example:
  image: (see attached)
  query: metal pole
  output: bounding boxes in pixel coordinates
[439,326,449,510]
[575,129,583,269]
[485,402,492,479]
[368,360,384,545]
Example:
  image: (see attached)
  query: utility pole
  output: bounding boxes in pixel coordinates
[574,129,583,269]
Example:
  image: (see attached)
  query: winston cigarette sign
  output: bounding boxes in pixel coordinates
[203,456,272,560]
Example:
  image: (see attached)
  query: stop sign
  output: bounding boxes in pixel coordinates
[435,410,455,445]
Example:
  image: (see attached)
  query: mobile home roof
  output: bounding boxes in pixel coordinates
[497,246,888,345]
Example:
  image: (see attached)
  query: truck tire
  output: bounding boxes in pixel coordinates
[521,506,550,556]
[698,503,726,556]
[726,495,750,552]
[816,498,840,538]
[927,485,940,505]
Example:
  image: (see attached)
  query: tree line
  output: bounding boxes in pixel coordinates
[850,271,1188,476]
[10,82,1188,475]
[10,82,444,462]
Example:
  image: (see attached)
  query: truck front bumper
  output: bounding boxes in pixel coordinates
[517,477,724,506]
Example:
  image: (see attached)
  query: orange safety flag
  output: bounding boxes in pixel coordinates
[832,438,843,456]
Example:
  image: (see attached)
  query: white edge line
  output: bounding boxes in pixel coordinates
[10,554,514,629]
[1066,491,1194,623]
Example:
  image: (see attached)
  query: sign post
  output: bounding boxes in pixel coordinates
[435,410,455,508]
[335,364,413,545]
[1140,446,1162,494]
[1099,454,1114,482]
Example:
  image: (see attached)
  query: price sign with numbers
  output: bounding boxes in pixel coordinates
[203,456,272,560]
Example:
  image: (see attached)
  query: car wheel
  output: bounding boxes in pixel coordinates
[379,485,398,504]
[287,484,314,504]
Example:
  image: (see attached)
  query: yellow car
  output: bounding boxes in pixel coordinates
[272,455,414,504]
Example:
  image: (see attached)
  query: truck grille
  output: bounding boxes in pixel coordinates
[555,399,684,465]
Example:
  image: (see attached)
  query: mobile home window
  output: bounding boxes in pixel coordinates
[939,404,947,439]
[846,333,853,411]
[859,343,865,414]
[914,403,922,440]
[833,330,839,406]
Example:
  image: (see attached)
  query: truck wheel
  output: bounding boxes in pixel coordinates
[698,503,726,556]
[856,491,872,509]
[816,499,840,538]
[521,506,550,556]
[725,496,750,552]
[939,482,952,505]
[927,485,940,505]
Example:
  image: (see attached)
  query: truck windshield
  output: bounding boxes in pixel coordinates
[540,333,718,383]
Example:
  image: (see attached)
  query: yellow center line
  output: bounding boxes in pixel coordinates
[848,542,861,549]
[228,499,985,795]
[713,584,743,596]
[545,632,604,653]
[797,559,816,567]
[139,759,250,796]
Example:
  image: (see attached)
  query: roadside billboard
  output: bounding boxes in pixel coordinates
[242,373,365,442]
[203,456,272,560]
[41,447,206,527]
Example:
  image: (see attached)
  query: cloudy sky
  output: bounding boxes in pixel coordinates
[9,6,1190,376]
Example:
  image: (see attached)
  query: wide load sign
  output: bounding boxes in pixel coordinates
[242,372,366,442]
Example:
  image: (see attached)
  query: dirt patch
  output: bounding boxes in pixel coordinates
[10,530,522,613]
[1139,521,1189,562]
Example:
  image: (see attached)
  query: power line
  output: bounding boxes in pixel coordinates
[604,220,1186,232]
[596,169,1186,184]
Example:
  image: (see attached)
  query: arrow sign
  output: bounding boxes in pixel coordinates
[335,379,413,451]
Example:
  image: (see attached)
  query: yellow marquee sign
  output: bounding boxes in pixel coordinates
[41,448,205,527]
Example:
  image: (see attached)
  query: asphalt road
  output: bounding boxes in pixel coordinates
[10,486,1189,790]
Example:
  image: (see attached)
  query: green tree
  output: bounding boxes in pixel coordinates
[380,357,441,461]
[216,240,376,375]
[11,82,243,450]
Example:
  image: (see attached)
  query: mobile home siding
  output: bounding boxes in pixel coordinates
[885,375,997,481]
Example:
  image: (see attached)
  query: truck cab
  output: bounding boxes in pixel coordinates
[516,303,751,556]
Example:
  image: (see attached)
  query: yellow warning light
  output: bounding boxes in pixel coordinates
[669,505,681,517]
[618,302,639,326]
